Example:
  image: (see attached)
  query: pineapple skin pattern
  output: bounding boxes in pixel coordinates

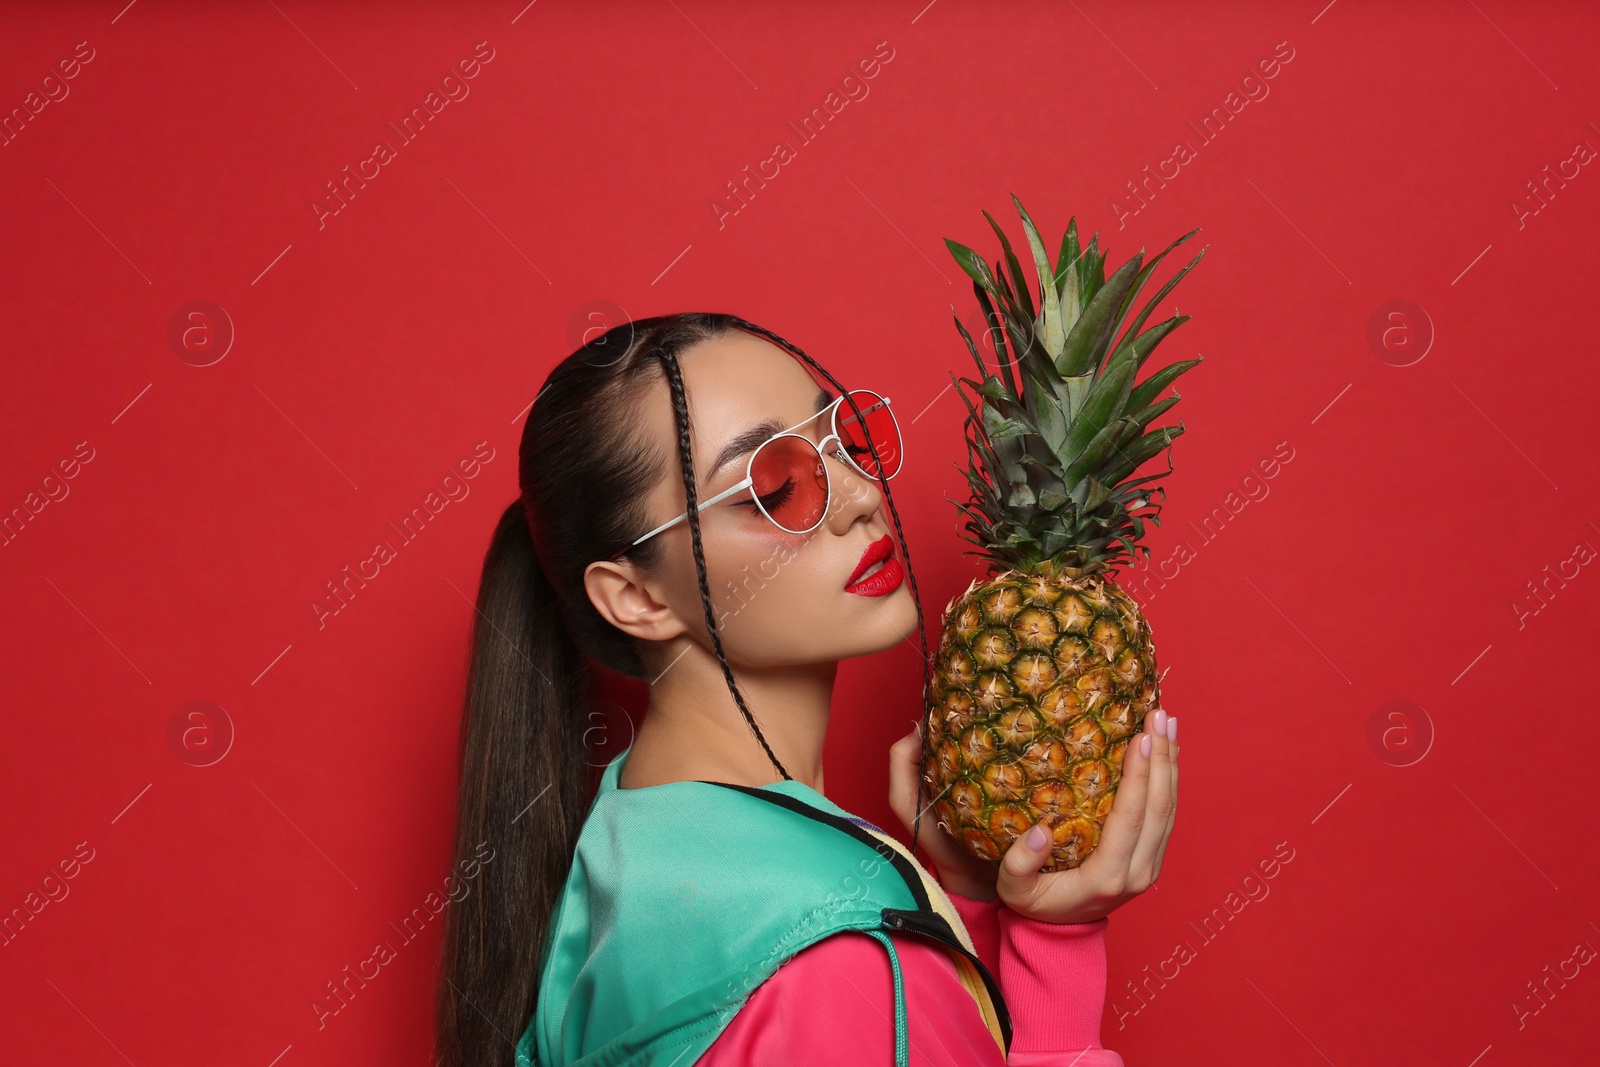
[929,569,1160,872]
[924,196,1203,871]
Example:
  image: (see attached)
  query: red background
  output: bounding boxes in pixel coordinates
[4,1,1598,1063]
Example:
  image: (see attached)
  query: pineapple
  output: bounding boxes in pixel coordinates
[923,196,1204,872]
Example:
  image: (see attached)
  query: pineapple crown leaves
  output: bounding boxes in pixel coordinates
[941,194,1207,577]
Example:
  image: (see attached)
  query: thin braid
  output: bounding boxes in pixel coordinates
[657,348,793,782]
[725,319,934,855]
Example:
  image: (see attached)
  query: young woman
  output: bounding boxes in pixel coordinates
[434,313,1178,1067]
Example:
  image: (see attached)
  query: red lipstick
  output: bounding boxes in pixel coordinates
[845,534,904,597]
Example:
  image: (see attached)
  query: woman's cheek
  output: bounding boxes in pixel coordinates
[730,558,825,629]
[705,541,792,625]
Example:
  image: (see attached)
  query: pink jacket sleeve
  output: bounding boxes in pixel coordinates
[698,891,1124,1065]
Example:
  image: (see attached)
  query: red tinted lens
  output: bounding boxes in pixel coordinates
[750,434,829,532]
[837,390,901,479]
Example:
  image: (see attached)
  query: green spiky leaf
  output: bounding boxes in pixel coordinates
[1058,253,1143,378]
[1127,356,1202,412]
[1011,196,1065,361]
[945,239,1001,295]
[982,210,1036,327]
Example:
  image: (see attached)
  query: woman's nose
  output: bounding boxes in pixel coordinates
[824,447,882,530]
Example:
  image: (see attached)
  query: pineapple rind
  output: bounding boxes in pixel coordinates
[927,569,1160,872]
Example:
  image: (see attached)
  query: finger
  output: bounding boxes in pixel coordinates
[1126,710,1176,889]
[1139,746,1178,886]
[1089,709,1157,879]
[995,820,1052,908]
[886,721,922,827]
[891,725,984,879]
[1164,746,1178,844]
[1160,722,1179,850]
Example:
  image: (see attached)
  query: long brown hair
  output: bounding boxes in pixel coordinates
[433,312,932,1066]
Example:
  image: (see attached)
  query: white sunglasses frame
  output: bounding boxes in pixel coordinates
[624,390,899,550]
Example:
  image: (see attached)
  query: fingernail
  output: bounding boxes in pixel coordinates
[1152,708,1167,735]
[1141,733,1153,758]
[1024,823,1049,850]
[914,719,924,739]
[1167,715,1178,744]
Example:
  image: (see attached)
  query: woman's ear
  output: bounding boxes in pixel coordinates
[583,559,687,642]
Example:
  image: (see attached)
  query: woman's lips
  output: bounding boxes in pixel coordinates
[846,534,894,585]
[845,534,904,597]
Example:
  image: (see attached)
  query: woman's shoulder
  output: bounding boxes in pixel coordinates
[699,927,1009,1065]
[587,777,885,880]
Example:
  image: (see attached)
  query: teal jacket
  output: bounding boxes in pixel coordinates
[516,746,1011,1067]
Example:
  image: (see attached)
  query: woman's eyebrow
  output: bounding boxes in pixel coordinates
[707,387,835,482]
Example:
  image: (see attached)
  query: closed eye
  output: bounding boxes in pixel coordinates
[741,478,796,513]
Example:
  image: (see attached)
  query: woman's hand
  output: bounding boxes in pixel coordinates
[1000,706,1179,923]
[888,720,1004,901]
[890,707,1179,923]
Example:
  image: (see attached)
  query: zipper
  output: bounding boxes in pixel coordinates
[880,905,1012,1049]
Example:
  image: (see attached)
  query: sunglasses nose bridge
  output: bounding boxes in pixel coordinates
[818,426,888,479]
[812,433,865,487]
[812,435,885,522]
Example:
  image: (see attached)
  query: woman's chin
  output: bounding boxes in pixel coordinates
[846,596,922,655]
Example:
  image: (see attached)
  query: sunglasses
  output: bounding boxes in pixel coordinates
[615,389,902,556]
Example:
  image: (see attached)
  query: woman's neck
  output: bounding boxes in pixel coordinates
[619,641,838,791]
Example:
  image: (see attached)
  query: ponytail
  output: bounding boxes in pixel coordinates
[435,501,591,1067]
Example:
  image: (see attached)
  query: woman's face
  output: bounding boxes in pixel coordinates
[586,330,920,670]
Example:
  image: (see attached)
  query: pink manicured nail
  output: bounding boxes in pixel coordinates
[1024,823,1049,850]
[1141,733,1153,758]
[1152,708,1167,736]
[1167,716,1178,744]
